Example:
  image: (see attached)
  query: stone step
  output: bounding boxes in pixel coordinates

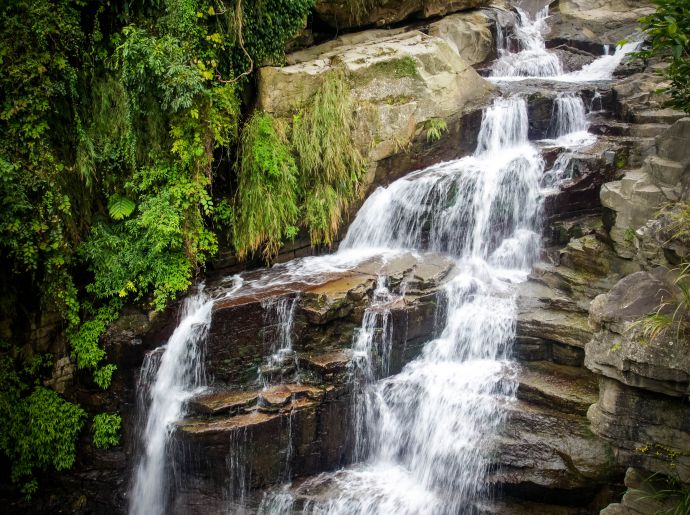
[589,117,631,137]
[517,361,598,415]
[630,122,670,138]
[618,169,649,197]
[633,108,687,125]
[187,383,326,417]
[516,302,592,349]
[645,155,686,186]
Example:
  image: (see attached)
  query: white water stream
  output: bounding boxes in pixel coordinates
[130,290,213,515]
[130,3,632,513]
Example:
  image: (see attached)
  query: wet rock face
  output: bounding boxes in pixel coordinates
[490,360,621,503]
[313,0,490,30]
[168,252,456,510]
[206,253,454,385]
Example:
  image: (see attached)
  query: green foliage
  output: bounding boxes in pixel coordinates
[108,195,136,221]
[0,0,323,494]
[0,353,86,497]
[637,472,690,515]
[292,73,367,246]
[91,413,122,449]
[68,300,122,388]
[231,0,314,72]
[233,112,299,260]
[425,118,448,143]
[637,0,690,113]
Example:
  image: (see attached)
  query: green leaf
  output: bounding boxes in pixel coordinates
[107,195,135,220]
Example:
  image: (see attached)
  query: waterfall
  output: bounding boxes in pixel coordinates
[129,289,213,515]
[491,6,563,79]
[490,6,640,83]
[128,2,626,511]
[258,93,541,514]
[549,94,588,138]
[342,97,542,269]
[560,40,641,82]
[258,296,300,386]
[350,277,397,461]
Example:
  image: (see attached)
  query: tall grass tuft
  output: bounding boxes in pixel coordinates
[292,71,367,246]
[233,112,299,260]
[630,262,690,343]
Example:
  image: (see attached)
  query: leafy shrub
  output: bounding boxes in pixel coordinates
[233,112,299,260]
[91,413,122,449]
[0,353,85,497]
[637,0,690,113]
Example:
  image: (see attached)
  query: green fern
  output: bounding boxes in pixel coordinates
[107,195,136,221]
[425,118,448,143]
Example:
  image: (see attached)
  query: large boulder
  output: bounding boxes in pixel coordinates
[491,361,621,504]
[586,270,690,397]
[257,29,495,189]
[548,0,655,47]
[313,0,490,30]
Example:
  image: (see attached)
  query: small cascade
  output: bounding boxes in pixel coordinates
[129,289,213,515]
[560,40,641,82]
[549,94,589,138]
[541,152,576,189]
[491,7,563,79]
[547,93,595,148]
[350,276,397,461]
[225,427,250,512]
[342,97,542,268]
[258,296,300,386]
[541,94,594,188]
[590,91,603,112]
[490,5,640,83]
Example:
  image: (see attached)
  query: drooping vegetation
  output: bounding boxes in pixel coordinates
[292,73,367,246]
[233,112,300,260]
[233,72,367,257]
[637,0,690,113]
[0,0,350,496]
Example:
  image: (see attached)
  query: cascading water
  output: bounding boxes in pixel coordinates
[258,93,542,514]
[349,277,397,461]
[130,2,633,511]
[491,6,563,79]
[258,296,300,386]
[541,93,594,189]
[549,94,589,140]
[343,98,542,269]
[491,5,640,83]
[130,289,213,515]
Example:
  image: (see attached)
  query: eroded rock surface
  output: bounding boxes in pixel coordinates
[313,0,490,30]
